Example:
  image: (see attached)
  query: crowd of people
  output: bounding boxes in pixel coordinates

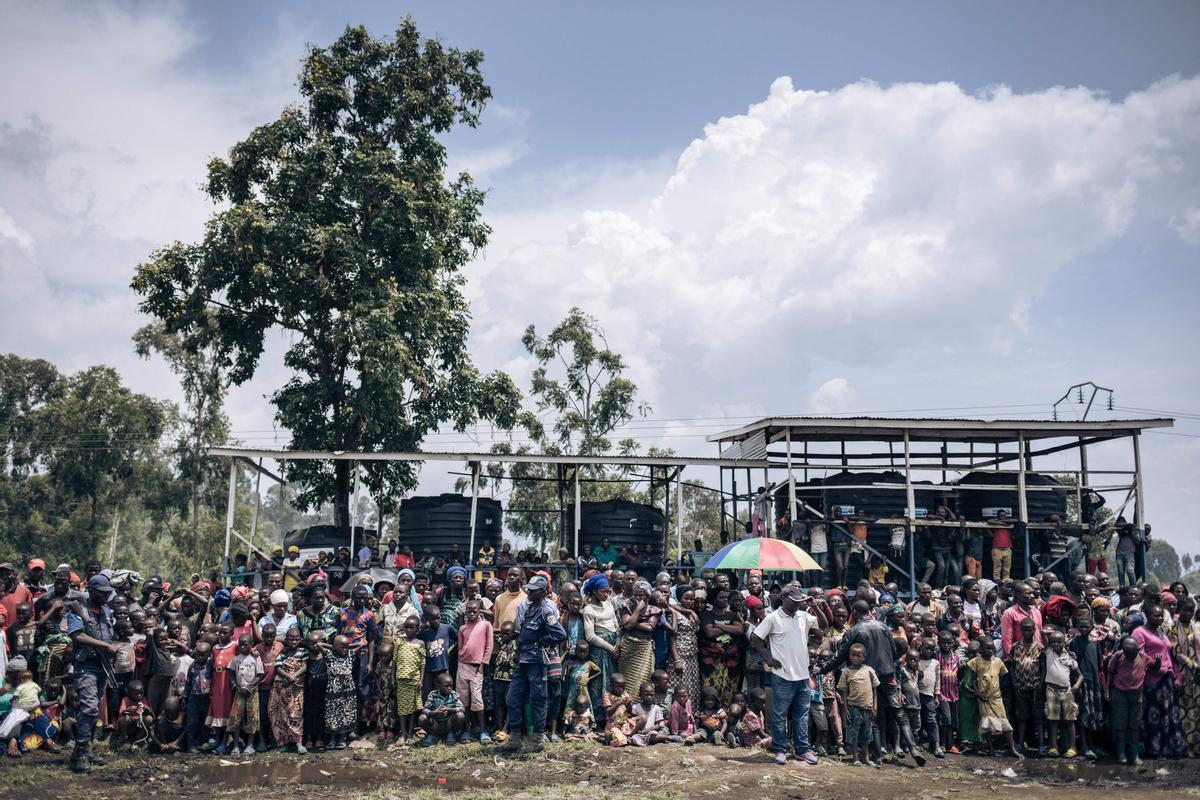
[1,543,1197,777]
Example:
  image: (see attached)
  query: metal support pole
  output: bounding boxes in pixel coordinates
[249,458,263,559]
[1133,431,1146,581]
[676,467,685,563]
[904,431,917,600]
[731,471,739,536]
[1018,433,1030,577]
[903,430,916,520]
[350,462,360,564]
[786,430,797,523]
[573,465,581,559]
[223,460,237,571]
[468,461,480,566]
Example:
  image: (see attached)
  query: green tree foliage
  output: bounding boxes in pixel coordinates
[492,309,650,550]
[134,309,232,550]
[131,19,519,528]
[0,357,174,566]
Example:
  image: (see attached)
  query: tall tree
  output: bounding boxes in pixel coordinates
[500,309,650,549]
[32,366,171,561]
[0,354,63,477]
[132,20,519,526]
[134,309,232,545]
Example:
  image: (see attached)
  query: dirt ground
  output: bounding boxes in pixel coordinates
[2,740,1197,800]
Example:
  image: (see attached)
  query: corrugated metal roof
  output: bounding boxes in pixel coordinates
[706,416,1174,444]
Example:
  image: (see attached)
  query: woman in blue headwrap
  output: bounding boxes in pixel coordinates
[582,573,619,726]
[438,565,469,627]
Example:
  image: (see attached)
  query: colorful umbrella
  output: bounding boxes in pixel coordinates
[703,537,822,572]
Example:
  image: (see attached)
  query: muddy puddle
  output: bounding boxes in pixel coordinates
[187,759,476,790]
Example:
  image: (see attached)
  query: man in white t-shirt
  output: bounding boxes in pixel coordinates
[751,583,822,766]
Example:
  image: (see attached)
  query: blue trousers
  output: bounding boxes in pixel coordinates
[74,667,106,749]
[506,661,548,735]
[185,694,211,750]
[919,693,940,749]
[770,677,812,756]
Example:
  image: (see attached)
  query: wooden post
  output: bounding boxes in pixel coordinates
[468,461,481,566]
[223,459,237,570]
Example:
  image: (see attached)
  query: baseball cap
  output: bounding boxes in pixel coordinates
[782,583,807,602]
[87,573,117,596]
[28,558,46,570]
[524,574,550,592]
[0,562,13,572]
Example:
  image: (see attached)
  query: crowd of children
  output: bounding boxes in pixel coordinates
[0,553,1197,773]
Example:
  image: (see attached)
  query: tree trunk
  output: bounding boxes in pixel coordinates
[334,459,351,528]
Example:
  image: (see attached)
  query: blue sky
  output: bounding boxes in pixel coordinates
[1,2,1198,552]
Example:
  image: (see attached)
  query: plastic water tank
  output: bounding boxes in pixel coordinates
[397,494,503,556]
[569,499,666,562]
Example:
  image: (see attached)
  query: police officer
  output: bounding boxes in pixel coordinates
[498,574,565,753]
[66,573,120,773]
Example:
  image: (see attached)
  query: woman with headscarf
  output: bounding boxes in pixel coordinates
[976,579,1001,633]
[378,569,421,645]
[698,586,745,705]
[582,573,619,724]
[1091,596,1121,641]
[437,566,468,628]
[1168,595,1200,756]
[1133,602,1187,757]
[618,580,661,695]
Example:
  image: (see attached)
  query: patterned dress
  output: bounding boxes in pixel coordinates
[268,649,307,745]
[1134,625,1187,757]
[369,654,397,732]
[394,639,426,716]
[1170,619,1200,756]
[325,652,357,734]
[671,611,701,704]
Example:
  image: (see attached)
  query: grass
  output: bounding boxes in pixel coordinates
[0,763,41,789]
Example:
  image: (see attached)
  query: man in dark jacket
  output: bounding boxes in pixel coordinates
[498,574,565,754]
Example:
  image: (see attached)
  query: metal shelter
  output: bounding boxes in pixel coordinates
[209,446,768,568]
[707,416,1174,595]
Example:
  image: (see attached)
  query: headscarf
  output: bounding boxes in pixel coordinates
[269,589,290,606]
[655,571,671,584]
[447,565,468,581]
[632,580,653,597]
[977,579,997,603]
[1091,596,1112,610]
[1161,591,1178,604]
[486,578,504,592]
[395,568,421,609]
[213,588,232,607]
[231,585,254,602]
[885,603,907,628]
[581,573,609,596]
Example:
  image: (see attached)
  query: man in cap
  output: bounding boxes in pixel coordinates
[25,558,47,597]
[497,574,565,754]
[751,582,825,765]
[65,573,120,772]
[0,562,33,625]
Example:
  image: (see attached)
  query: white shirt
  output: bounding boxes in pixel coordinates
[753,607,819,682]
[963,600,982,626]
[809,524,828,554]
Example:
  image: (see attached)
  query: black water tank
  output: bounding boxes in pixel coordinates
[773,478,825,520]
[569,499,666,562]
[397,494,503,556]
[821,471,948,519]
[954,472,1067,521]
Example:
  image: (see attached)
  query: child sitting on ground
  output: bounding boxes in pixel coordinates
[669,687,704,745]
[565,690,596,740]
[1,669,57,757]
[602,673,636,747]
[152,696,187,754]
[418,672,466,746]
[116,679,155,750]
[735,687,772,748]
[693,686,728,746]
[629,681,667,747]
